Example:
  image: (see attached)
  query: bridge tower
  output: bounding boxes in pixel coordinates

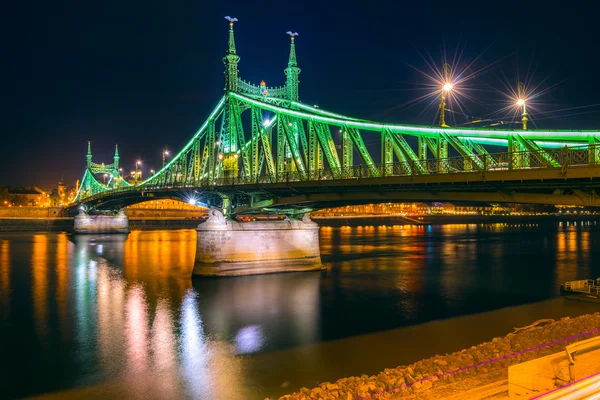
[222,17,241,179]
[113,144,119,171]
[285,33,301,102]
[86,141,92,169]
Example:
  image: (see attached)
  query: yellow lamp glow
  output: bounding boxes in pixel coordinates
[516,98,525,106]
[443,83,453,92]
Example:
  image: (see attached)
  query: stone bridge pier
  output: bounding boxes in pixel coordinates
[193,210,323,277]
[73,209,129,234]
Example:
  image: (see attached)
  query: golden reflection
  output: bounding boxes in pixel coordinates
[0,240,10,321]
[55,233,70,336]
[122,230,193,301]
[125,284,150,376]
[32,234,48,338]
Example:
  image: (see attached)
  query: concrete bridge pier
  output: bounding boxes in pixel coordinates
[73,209,129,234]
[193,210,323,277]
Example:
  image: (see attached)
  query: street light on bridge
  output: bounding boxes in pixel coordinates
[517,82,528,130]
[439,63,453,128]
[162,150,169,167]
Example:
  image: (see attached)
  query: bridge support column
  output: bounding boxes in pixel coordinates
[193,210,323,277]
[73,209,129,234]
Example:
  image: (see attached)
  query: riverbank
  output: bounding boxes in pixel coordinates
[276,311,600,400]
[313,214,600,227]
[0,217,202,231]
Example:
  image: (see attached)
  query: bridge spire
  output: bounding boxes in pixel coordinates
[86,141,92,169]
[223,16,240,92]
[285,31,301,102]
[113,144,120,171]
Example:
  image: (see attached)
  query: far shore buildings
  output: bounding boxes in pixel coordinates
[0,186,46,207]
[311,202,564,217]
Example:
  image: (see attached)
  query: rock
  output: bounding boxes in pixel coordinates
[325,384,339,391]
[422,380,433,390]
[433,359,447,366]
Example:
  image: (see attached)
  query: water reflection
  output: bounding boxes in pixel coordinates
[0,222,599,399]
[0,240,9,322]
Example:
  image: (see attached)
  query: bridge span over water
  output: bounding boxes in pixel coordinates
[67,19,600,275]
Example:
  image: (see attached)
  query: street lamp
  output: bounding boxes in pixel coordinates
[517,82,528,130]
[439,63,453,128]
[103,173,108,184]
[134,160,142,184]
[440,83,453,128]
[150,169,155,175]
[162,150,169,167]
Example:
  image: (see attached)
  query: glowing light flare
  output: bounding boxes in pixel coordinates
[443,83,453,92]
[516,98,525,107]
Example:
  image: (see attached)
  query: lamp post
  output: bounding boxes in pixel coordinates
[162,150,169,168]
[150,169,155,175]
[440,82,453,128]
[516,83,528,130]
[103,173,108,184]
[135,160,141,184]
[517,98,528,130]
[439,63,453,128]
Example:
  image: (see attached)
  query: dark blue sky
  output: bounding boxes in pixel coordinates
[2,1,599,189]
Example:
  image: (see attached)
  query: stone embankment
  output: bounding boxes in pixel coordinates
[276,313,600,400]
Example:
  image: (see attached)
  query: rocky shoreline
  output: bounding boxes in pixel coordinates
[276,312,600,400]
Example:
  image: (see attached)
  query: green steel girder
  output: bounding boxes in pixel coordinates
[313,121,341,176]
[346,126,378,177]
[308,121,319,173]
[423,137,438,157]
[251,106,262,179]
[383,129,407,175]
[418,137,428,161]
[514,134,561,168]
[276,115,286,180]
[260,120,276,180]
[389,131,428,175]
[230,99,250,177]
[231,92,600,143]
[440,132,484,170]
[342,129,353,169]
[281,115,307,178]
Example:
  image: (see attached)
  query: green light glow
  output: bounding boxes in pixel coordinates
[231,93,599,142]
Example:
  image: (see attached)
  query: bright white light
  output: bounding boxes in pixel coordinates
[263,119,270,126]
[234,325,265,354]
[188,199,197,206]
[443,83,453,92]
[516,99,525,106]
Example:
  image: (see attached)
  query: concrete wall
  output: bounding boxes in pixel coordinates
[194,211,323,277]
[125,209,207,218]
[74,212,129,233]
[508,346,600,397]
[0,206,64,218]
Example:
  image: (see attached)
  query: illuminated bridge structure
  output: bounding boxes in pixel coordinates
[71,20,600,217]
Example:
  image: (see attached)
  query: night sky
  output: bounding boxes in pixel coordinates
[2,1,599,189]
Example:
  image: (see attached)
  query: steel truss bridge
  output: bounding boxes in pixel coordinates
[71,20,600,216]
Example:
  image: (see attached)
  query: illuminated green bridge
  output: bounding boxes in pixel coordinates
[72,19,600,217]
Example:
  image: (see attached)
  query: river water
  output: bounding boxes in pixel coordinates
[1,221,600,399]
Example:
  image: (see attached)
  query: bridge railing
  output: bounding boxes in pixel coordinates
[75,144,598,203]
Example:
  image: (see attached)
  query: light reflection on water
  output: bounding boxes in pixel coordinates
[0,222,599,398]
